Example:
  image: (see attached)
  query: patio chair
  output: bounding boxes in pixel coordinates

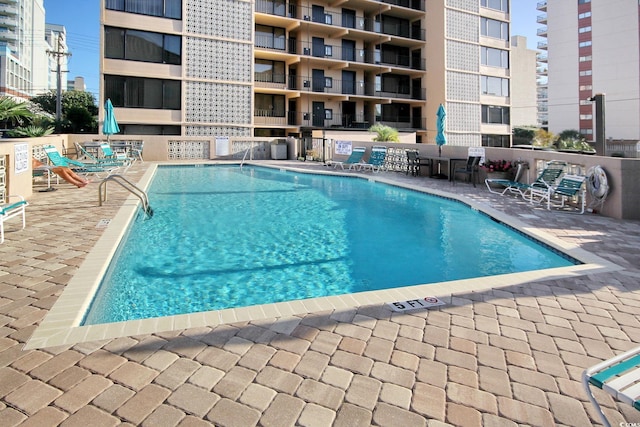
[583,345,640,427]
[42,145,119,178]
[530,174,587,213]
[360,146,387,172]
[406,150,422,176]
[327,146,366,170]
[485,162,528,196]
[75,142,131,169]
[1,195,28,244]
[452,156,481,187]
[99,142,134,167]
[486,161,565,199]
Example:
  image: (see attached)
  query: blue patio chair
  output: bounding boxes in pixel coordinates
[583,345,640,427]
[42,145,119,177]
[486,160,565,199]
[360,146,387,172]
[1,195,28,244]
[328,146,366,170]
[530,174,587,213]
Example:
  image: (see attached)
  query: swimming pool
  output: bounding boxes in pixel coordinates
[82,165,578,325]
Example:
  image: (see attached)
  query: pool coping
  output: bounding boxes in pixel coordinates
[25,162,623,349]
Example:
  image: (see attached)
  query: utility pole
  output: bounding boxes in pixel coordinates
[46,32,71,130]
[588,93,606,156]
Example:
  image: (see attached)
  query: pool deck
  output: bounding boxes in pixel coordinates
[1,160,639,426]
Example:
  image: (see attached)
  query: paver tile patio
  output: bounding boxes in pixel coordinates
[1,160,639,426]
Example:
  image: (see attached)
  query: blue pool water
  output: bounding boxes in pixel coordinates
[82,165,578,325]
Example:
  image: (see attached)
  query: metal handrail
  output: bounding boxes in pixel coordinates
[240,145,252,170]
[98,174,153,218]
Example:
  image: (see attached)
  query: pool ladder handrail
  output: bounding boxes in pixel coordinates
[240,146,251,170]
[98,174,153,218]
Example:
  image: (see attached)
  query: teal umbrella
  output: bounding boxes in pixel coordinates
[102,98,120,141]
[435,103,447,157]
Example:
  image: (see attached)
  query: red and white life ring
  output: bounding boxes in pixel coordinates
[586,165,608,199]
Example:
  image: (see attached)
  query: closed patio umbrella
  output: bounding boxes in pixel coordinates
[102,98,120,142]
[435,103,447,157]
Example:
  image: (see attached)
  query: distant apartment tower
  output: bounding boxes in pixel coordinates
[538,0,640,141]
[0,0,46,98]
[44,23,69,94]
[67,76,85,92]
[509,35,538,128]
[100,0,511,146]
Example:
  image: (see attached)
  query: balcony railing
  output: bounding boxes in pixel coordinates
[256,0,424,42]
[254,74,426,100]
[252,111,425,130]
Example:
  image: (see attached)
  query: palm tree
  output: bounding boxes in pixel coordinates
[369,123,400,142]
[0,96,33,130]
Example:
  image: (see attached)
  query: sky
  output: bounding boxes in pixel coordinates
[42,0,542,102]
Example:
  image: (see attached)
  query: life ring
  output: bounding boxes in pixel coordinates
[586,165,608,199]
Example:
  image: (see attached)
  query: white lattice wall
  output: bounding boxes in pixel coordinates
[185,126,251,137]
[167,140,211,159]
[185,82,252,124]
[447,133,481,147]
[447,71,479,103]
[183,0,253,137]
[185,0,252,40]
[446,9,478,43]
[446,0,479,13]
[185,37,252,82]
[448,102,481,133]
[446,40,479,72]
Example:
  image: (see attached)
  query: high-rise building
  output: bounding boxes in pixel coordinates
[509,35,538,128]
[67,76,86,92]
[44,23,69,94]
[537,0,640,142]
[100,0,511,147]
[0,0,47,98]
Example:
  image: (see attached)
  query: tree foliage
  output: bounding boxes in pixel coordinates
[369,123,400,142]
[0,96,33,128]
[30,90,98,133]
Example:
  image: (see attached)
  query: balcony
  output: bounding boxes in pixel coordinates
[0,29,17,43]
[536,1,547,12]
[537,52,547,63]
[256,111,425,130]
[537,41,547,50]
[381,0,425,12]
[536,14,547,24]
[0,3,17,15]
[537,27,547,37]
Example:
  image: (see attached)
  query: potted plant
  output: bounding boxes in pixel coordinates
[482,159,513,183]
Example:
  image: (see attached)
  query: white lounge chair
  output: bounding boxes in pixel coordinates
[583,345,640,427]
[1,195,28,243]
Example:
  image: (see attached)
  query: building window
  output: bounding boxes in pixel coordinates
[324,45,333,57]
[119,124,181,135]
[481,76,509,96]
[105,0,181,19]
[579,70,592,76]
[578,0,591,4]
[580,128,593,135]
[481,18,509,40]
[579,26,592,33]
[579,55,592,62]
[482,134,510,148]
[580,84,593,90]
[255,25,286,50]
[578,11,592,18]
[254,59,286,84]
[104,75,181,110]
[105,27,181,65]
[482,105,510,124]
[580,114,593,120]
[481,0,508,12]
[481,47,509,68]
[579,41,592,48]
[325,77,332,88]
[255,94,285,117]
[325,109,332,120]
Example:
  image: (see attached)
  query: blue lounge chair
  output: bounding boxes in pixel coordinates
[360,146,387,172]
[43,145,119,177]
[583,345,640,427]
[100,142,134,166]
[486,161,565,199]
[1,195,27,244]
[75,142,131,169]
[530,174,587,213]
[328,146,366,170]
